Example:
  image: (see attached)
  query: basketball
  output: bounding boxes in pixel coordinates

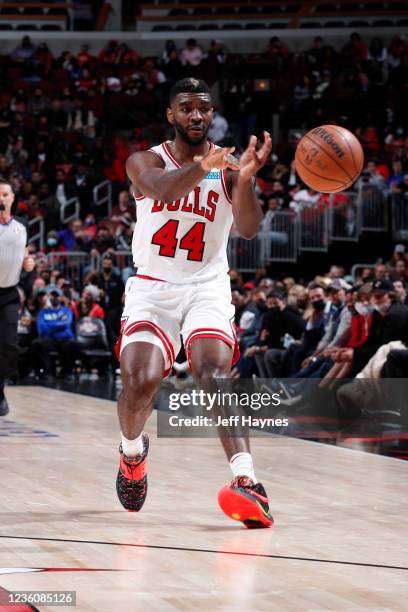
[295,125,364,193]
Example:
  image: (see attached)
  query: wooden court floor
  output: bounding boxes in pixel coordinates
[0,386,407,611]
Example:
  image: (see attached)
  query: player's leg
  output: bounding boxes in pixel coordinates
[118,341,164,440]
[116,339,165,512]
[189,336,249,459]
[0,297,20,416]
[189,338,273,528]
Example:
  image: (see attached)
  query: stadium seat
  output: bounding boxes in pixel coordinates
[168,8,189,16]
[198,23,218,30]
[193,7,213,15]
[16,24,38,30]
[23,7,44,15]
[362,2,384,9]
[41,24,63,31]
[316,4,338,11]
[239,6,260,14]
[245,23,266,29]
[396,18,408,26]
[374,19,394,27]
[325,21,347,27]
[48,8,68,16]
[215,7,236,14]
[74,318,113,376]
[152,24,173,31]
[175,24,197,30]
[279,3,301,12]
[0,23,13,30]
[348,20,370,27]
[268,22,287,28]
[221,23,243,29]
[300,22,323,28]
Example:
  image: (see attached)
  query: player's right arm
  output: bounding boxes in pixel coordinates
[126,147,238,202]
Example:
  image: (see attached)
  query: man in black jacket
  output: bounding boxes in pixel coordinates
[338,279,408,375]
[245,289,305,377]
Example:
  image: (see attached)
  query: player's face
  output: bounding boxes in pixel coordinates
[168,93,213,146]
[0,183,15,218]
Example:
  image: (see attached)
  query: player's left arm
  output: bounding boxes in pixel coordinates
[229,132,272,239]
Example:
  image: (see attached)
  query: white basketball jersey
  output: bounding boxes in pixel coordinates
[131,141,233,284]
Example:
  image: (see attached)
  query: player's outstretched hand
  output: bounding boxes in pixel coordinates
[239,131,272,181]
[194,146,240,173]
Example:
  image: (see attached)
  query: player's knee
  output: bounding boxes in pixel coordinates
[122,363,162,402]
[193,362,230,380]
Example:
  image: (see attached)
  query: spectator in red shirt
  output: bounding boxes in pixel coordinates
[116,43,139,66]
[34,43,54,77]
[77,44,95,69]
[98,41,118,65]
[322,284,373,381]
[71,285,105,320]
[349,33,368,61]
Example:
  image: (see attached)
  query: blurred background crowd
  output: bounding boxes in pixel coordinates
[0,32,407,412]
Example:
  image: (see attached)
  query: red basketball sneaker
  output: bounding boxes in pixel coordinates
[218,476,274,528]
[116,433,149,512]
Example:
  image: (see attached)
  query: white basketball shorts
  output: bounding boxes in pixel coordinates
[115,274,239,376]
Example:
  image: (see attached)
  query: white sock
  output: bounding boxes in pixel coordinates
[230,452,257,483]
[121,432,144,458]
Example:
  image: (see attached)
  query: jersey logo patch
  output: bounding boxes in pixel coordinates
[205,171,220,180]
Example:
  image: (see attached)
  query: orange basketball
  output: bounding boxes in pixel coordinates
[295,125,364,193]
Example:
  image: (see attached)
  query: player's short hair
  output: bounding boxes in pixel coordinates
[0,179,14,192]
[169,78,211,103]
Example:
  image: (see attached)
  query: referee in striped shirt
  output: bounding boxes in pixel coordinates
[0,180,35,415]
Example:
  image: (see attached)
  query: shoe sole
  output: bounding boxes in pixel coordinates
[218,486,274,529]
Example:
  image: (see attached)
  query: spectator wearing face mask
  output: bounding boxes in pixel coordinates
[45,230,64,254]
[58,219,88,251]
[337,279,408,375]
[297,279,352,376]
[32,288,76,377]
[323,284,373,381]
[263,283,331,378]
[246,289,305,378]
[83,214,97,241]
[97,255,124,344]
[393,279,408,305]
[88,225,115,257]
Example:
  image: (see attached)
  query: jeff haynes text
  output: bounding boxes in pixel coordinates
[168,415,289,428]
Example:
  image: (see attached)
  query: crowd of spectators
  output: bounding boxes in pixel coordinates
[1,33,407,441]
[0,33,407,252]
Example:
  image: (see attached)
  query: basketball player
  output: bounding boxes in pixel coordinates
[0,180,35,415]
[116,78,273,528]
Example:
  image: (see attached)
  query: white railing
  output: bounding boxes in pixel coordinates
[351,263,375,283]
[60,196,80,224]
[391,193,408,241]
[46,251,90,286]
[93,180,112,217]
[328,192,360,242]
[358,185,388,232]
[298,203,329,252]
[27,216,44,251]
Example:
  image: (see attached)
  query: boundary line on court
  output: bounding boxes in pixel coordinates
[0,535,407,572]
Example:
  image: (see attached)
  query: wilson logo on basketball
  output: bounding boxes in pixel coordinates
[311,127,345,158]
